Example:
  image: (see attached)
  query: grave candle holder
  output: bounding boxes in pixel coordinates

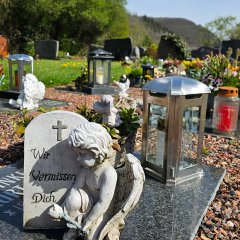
[8,54,34,91]
[212,86,239,136]
[142,76,211,185]
[142,63,154,82]
[84,49,114,95]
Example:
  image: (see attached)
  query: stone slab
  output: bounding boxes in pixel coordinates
[82,85,115,95]
[0,159,66,239]
[0,98,68,112]
[0,158,224,239]
[121,165,225,240]
[0,90,19,100]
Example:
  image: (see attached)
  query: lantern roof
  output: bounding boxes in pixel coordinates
[88,49,114,59]
[142,63,154,69]
[142,76,211,95]
[8,54,33,61]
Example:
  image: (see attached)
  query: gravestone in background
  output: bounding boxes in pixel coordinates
[34,40,59,59]
[221,40,240,59]
[104,37,132,61]
[139,46,146,57]
[131,46,141,59]
[0,35,8,58]
[191,46,219,59]
[24,110,87,229]
[157,35,188,60]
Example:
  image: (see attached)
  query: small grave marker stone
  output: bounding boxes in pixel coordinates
[23,110,87,229]
[34,40,59,59]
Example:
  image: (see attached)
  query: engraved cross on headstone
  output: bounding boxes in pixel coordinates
[52,120,68,141]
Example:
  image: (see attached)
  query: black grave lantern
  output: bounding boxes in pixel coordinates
[142,63,155,81]
[142,76,211,185]
[84,49,114,95]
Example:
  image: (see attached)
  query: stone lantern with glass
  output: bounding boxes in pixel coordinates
[84,49,114,95]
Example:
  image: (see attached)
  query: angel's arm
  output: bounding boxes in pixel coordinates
[83,167,117,231]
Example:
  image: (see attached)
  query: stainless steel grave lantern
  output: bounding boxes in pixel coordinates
[142,76,211,185]
[8,54,34,91]
[84,49,114,95]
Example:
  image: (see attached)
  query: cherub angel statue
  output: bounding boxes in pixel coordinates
[49,121,145,240]
[9,73,45,110]
[93,95,122,128]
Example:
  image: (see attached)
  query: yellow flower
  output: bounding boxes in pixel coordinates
[145,74,154,80]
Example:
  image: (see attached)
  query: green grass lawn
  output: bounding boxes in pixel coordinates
[0,58,128,90]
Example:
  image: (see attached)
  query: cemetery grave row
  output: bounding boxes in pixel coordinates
[0,82,239,239]
[0,33,239,239]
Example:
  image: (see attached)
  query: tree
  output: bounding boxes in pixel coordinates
[205,16,237,42]
[0,0,129,54]
[231,23,240,39]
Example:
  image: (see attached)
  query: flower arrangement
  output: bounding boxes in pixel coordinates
[201,48,240,92]
[182,58,203,80]
[163,58,186,76]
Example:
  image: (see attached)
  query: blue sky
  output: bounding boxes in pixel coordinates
[126,0,240,26]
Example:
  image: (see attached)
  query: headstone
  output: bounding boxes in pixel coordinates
[139,46,146,57]
[104,37,132,61]
[191,46,219,59]
[34,40,59,59]
[0,160,24,229]
[131,46,141,59]
[157,35,186,60]
[0,35,8,58]
[221,40,240,59]
[23,110,87,229]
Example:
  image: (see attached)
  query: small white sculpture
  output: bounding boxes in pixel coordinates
[49,121,145,240]
[9,73,45,110]
[114,74,130,100]
[93,95,122,128]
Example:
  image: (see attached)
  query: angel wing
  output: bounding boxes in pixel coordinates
[98,153,145,240]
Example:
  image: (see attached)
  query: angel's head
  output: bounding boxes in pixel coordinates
[68,122,113,167]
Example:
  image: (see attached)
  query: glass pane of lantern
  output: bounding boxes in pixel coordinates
[89,60,93,85]
[147,104,167,169]
[96,60,104,85]
[179,106,200,170]
[103,60,110,85]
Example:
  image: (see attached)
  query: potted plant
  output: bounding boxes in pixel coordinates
[76,101,141,166]
[127,67,143,86]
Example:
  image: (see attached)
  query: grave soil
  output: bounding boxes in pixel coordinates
[0,86,239,240]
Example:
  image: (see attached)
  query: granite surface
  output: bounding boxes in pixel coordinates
[0,159,225,240]
[0,98,68,112]
[121,165,225,240]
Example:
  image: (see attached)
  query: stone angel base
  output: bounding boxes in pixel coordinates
[49,121,145,240]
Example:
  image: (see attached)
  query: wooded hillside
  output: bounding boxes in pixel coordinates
[128,15,219,50]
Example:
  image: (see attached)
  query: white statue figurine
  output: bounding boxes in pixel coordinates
[49,121,145,240]
[9,73,45,110]
[93,95,122,128]
[114,74,130,100]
